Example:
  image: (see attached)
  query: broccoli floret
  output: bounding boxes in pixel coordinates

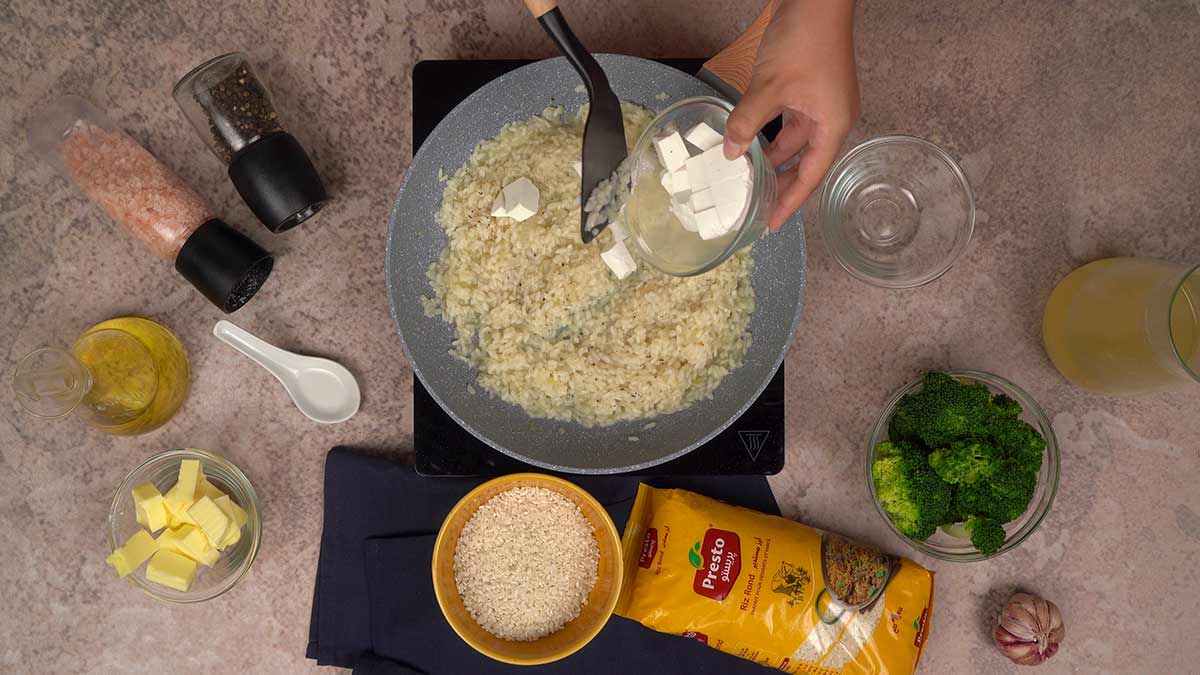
[872,440,954,540]
[887,372,995,448]
[990,393,1022,419]
[988,416,1046,470]
[965,515,1007,556]
[928,440,1000,485]
[954,463,1038,522]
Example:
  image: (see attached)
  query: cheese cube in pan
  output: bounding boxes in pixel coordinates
[684,122,724,152]
[572,160,583,177]
[501,177,540,222]
[600,240,638,279]
[652,132,690,173]
[490,192,508,217]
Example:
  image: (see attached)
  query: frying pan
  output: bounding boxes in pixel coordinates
[386,5,807,473]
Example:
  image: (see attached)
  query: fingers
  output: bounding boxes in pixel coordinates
[767,133,843,231]
[723,81,785,160]
[764,113,813,168]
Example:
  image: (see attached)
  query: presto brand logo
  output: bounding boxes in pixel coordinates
[689,528,741,600]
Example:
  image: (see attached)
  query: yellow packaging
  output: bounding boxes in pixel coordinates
[616,485,934,675]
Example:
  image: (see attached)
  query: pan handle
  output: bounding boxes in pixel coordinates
[701,0,778,95]
[524,0,558,18]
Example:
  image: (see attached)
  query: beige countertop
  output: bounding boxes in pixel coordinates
[3,1,1199,673]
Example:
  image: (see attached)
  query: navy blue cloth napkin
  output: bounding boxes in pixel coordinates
[307,447,781,674]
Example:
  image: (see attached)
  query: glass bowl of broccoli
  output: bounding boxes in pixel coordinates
[866,370,1060,562]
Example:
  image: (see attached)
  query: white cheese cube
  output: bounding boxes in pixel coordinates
[711,177,751,230]
[608,220,629,242]
[501,177,540,222]
[572,160,583,177]
[659,170,691,199]
[652,132,690,173]
[684,153,709,191]
[600,240,637,279]
[490,192,508,217]
[689,187,715,212]
[671,202,699,232]
[684,122,724,152]
[694,208,727,240]
[700,145,751,186]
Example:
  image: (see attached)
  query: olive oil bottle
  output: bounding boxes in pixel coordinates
[13,317,190,435]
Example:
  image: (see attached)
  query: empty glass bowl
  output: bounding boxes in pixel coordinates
[820,136,974,288]
[866,370,1059,562]
[108,448,262,602]
[624,97,776,276]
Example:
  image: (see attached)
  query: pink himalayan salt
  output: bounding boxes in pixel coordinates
[59,123,212,260]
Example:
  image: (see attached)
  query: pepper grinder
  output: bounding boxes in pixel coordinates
[173,52,328,233]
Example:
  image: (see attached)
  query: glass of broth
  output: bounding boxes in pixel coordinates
[1042,258,1200,394]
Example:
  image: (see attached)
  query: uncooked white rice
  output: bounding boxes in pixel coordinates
[454,487,599,641]
[422,103,755,427]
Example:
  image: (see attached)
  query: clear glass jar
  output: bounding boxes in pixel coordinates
[624,97,776,276]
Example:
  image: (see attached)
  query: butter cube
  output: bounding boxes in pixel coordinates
[173,459,202,502]
[572,160,583,177]
[164,491,197,527]
[105,529,159,577]
[490,192,508,218]
[684,122,724,152]
[145,550,197,592]
[187,496,230,549]
[652,132,690,173]
[169,524,220,567]
[214,494,249,528]
[131,482,169,532]
[501,177,540,222]
[197,479,227,502]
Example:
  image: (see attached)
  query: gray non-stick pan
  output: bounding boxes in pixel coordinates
[386,9,807,473]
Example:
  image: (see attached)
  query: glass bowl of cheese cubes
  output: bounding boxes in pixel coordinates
[107,448,261,602]
[623,96,776,276]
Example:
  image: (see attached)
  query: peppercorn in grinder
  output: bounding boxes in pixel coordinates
[174,53,328,233]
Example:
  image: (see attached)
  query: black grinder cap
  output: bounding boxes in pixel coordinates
[229,132,328,233]
[175,219,274,313]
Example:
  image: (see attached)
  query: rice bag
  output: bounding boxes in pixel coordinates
[615,485,934,674]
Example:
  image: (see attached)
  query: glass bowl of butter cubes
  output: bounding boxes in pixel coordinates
[107,448,261,602]
[623,96,776,276]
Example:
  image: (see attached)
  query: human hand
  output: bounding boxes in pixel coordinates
[724,0,860,232]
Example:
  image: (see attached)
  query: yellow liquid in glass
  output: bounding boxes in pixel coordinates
[71,317,190,434]
[1042,258,1200,394]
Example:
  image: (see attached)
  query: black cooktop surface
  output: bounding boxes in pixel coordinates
[410,59,784,477]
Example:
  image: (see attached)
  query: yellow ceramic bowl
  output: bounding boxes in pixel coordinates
[432,473,624,666]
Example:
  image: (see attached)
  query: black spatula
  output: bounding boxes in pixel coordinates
[525,0,627,244]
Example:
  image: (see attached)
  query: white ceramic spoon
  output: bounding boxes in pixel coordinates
[213,320,360,424]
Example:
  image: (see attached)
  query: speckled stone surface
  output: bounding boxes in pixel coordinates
[1,1,1198,673]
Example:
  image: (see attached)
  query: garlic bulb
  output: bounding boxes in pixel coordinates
[993,592,1064,666]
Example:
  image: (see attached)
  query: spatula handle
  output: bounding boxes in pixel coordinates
[524,0,558,18]
[702,0,778,94]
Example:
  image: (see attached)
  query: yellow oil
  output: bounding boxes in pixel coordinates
[1043,258,1200,394]
[71,317,190,434]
